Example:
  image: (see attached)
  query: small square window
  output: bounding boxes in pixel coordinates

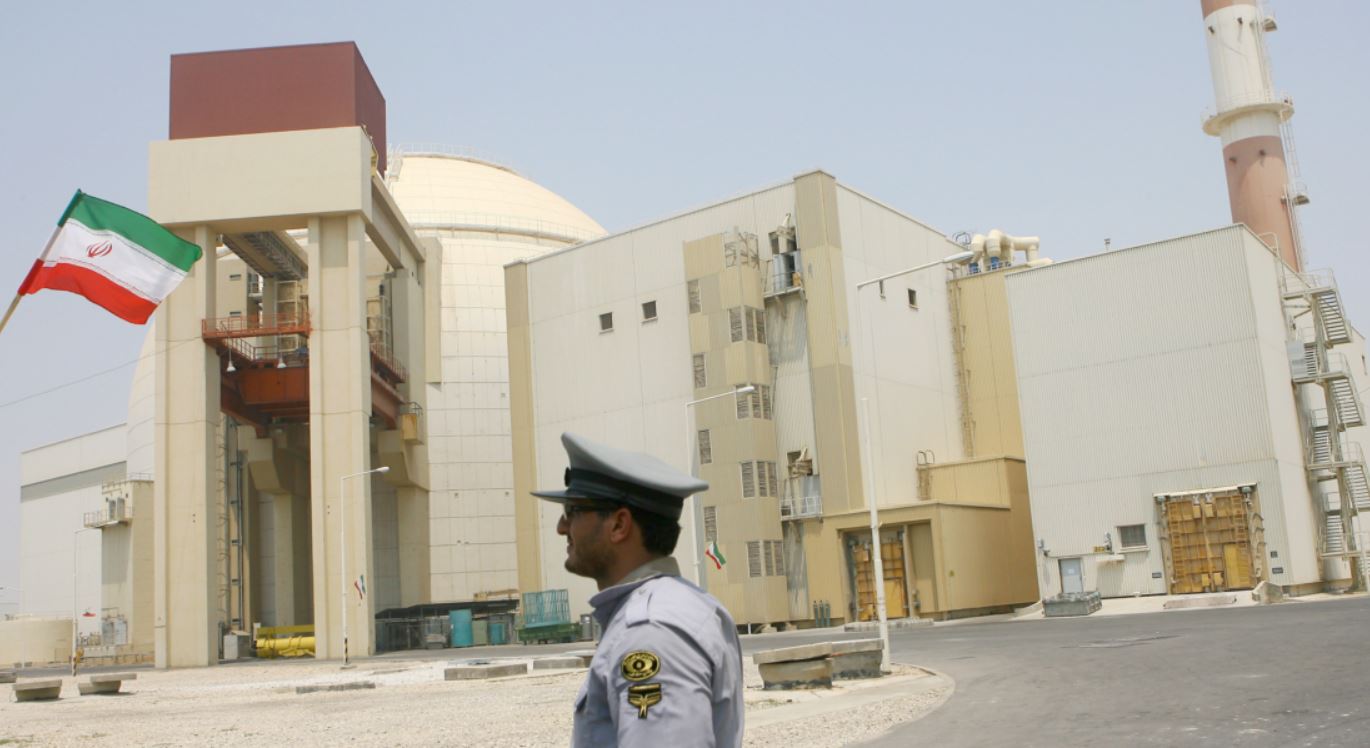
[642,300,658,322]
[228,310,242,317]
[1118,524,1147,549]
[907,289,918,308]
[599,312,614,333]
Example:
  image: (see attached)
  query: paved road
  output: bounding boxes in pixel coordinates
[856,596,1370,747]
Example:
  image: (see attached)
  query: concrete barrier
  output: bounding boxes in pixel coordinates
[532,656,586,670]
[13,679,63,702]
[1163,594,1237,610]
[296,681,375,694]
[77,672,136,696]
[754,643,834,690]
[445,662,528,680]
[830,639,883,680]
[0,671,16,684]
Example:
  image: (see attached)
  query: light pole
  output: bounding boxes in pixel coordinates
[685,384,756,592]
[71,526,98,676]
[853,249,972,672]
[340,465,389,668]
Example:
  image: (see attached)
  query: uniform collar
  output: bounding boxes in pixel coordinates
[588,556,680,628]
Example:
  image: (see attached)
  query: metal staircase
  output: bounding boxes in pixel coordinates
[1285,269,1368,565]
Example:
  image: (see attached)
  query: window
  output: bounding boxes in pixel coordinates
[747,307,766,343]
[768,540,785,576]
[228,310,242,317]
[642,300,657,322]
[1119,524,1147,549]
[735,385,773,421]
[747,541,763,578]
[698,429,712,465]
[228,273,242,281]
[907,289,918,309]
[704,506,718,543]
[763,540,776,576]
[599,312,614,333]
[693,353,707,388]
[740,460,778,497]
[729,308,745,343]
[688,280,702,314]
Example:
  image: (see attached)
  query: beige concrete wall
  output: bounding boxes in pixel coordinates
[505,261,544,595]
[951,270,1025,458]
[153,224,221,668]
[794,173,865,519]
[797,457,1036,620]
[684,232,788,623]
[149,127,372,232]
[0,619,72,667]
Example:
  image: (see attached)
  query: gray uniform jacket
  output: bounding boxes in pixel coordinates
[572,557,744,748]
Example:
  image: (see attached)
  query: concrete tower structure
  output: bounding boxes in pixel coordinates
[1200,0,1304,270]
[384,151,604,603]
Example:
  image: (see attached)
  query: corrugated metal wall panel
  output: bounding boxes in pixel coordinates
[1008,226,1326,593]
[836,186,964,506]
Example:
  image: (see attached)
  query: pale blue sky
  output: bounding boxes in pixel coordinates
[2,1,1367,600]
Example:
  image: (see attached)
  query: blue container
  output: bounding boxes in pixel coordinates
[490,618,508,645]
[449,609,473,648]
[521,589,571,628]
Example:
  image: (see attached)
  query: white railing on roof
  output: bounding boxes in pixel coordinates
[404,211,603,244]
[388,144,518,175]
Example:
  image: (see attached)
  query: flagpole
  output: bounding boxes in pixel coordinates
[0,294,21,337]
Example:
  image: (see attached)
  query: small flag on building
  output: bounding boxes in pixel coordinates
[354,574,366,600]
[705,541,726,570]
[9,190,202,328]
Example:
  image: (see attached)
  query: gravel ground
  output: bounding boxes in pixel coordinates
[1,657,949,747]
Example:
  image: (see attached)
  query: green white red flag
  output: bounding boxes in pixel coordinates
[16,190,202,324]
[705,541,726,570]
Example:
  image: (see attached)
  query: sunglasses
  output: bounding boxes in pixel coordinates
[561,503,617,521]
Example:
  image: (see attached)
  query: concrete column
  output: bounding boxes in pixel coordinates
[396,487,431,606]
[153,224,219,668]
[307,214,376,660]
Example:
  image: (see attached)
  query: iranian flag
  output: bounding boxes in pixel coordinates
[705,541,726,570]
[16,191,202,325]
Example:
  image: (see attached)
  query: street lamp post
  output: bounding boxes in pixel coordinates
[71,526,98,676]
[853,249,973,672]
[685,385,756,592]
[340,465,389,669]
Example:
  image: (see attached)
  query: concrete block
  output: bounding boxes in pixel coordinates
[1045,591,1102,617]
[831,651,883,680]
[295,681,376,694]
[445,662,528,680]
[829,638,882,655]
[842,618,931,632]
[1163,594,1236,610]
[759,658,833,690]
[0,671,16,684]
[532,657,585,671]
[89,672,137,684]
[13,679,63,701]
[1251,581,1284,605]
[562,650,597,667]
[752,642,832,666]
[78,672,137,695]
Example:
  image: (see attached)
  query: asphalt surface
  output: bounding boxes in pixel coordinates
[25,596,1368,746]
[858,596,1370,747]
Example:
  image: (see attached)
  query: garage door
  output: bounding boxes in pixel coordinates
[1160,491,1257,594]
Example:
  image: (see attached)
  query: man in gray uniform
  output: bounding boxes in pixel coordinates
[533,432,744,748]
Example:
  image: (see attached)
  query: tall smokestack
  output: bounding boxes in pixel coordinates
[1200,0,1303,270]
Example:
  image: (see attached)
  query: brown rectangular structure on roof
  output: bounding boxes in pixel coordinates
[169,41,386,172]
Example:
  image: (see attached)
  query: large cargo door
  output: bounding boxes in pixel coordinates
[1161,491,1256,594]
[846,529,909,621]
